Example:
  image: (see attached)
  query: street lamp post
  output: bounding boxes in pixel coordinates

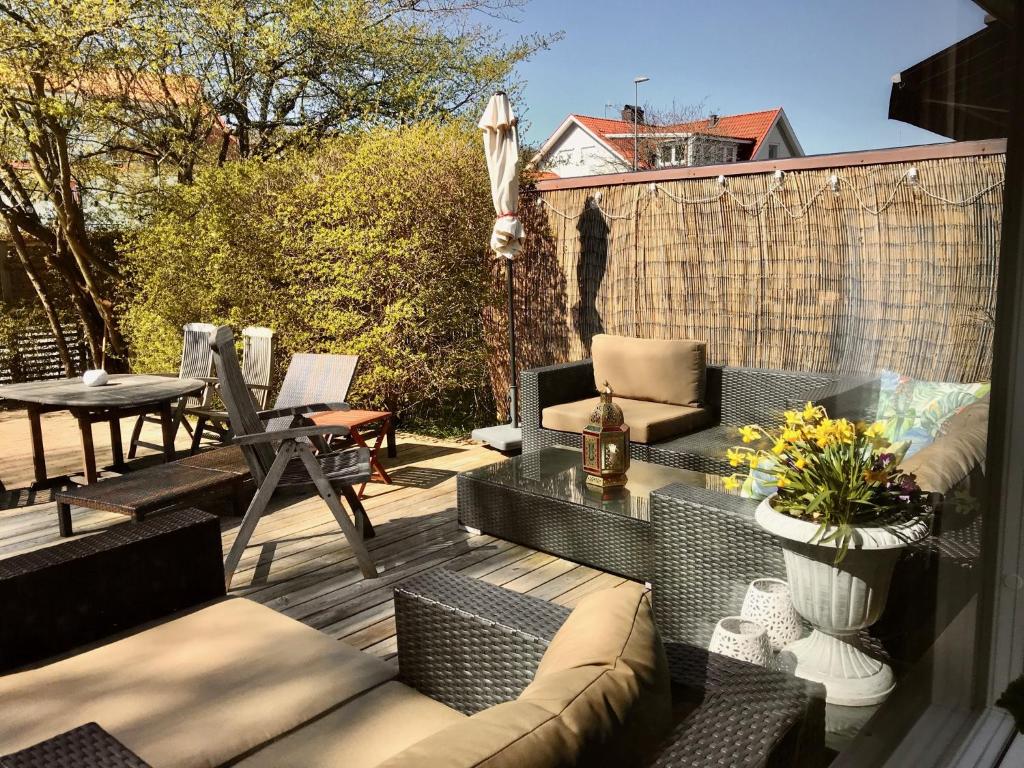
[632,76,649,171]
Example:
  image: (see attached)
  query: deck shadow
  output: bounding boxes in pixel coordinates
[387,466,457,489]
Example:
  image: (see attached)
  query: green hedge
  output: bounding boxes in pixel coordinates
[120,122,498,434]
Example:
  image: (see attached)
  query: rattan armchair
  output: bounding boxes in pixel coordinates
[521,359,879,474]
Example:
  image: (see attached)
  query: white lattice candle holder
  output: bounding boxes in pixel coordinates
[741,578,804,652]
[708,617,772,667]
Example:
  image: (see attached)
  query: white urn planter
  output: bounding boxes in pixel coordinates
[755,495,929,707]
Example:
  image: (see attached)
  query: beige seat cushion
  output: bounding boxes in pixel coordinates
[900,398,989,493]
[542,396,712,443]
[378,583,671,768]
[592,334,706,406]
[236,681,467,768]
[0,598,396,768]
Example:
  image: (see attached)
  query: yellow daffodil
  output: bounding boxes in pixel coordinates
[723,475,740,491]
[772,439,787,455]
[726,448,745,468]
[748,453,762,470]
[833,419,855,444]
[794,455,807,470]
[802,402,819,421]
[864,421,886,439]
[776,475,791,488]
[783,410,802,427]
[782,427,801,443]
[738,425,759,444]
[813,420,835,447]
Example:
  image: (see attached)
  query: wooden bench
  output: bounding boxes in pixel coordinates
[54,446,251,537]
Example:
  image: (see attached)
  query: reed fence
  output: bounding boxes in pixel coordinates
[484,141,1005,418]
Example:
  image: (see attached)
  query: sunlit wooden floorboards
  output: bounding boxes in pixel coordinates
[0,408,628,663]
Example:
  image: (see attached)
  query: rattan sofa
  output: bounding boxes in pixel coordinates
[0,510,823,768]
[521,359,879,473]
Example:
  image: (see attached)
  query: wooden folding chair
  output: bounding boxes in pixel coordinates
[208,326,377,587]
[129,322,217,458]
[188,326,275,453]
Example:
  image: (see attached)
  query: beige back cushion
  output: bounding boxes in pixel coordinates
[378,584,671,768]
[591,334,706,406]
[901,398,989,493]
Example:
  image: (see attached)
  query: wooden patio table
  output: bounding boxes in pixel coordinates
[309,408,396,497]
[0,374,204,488]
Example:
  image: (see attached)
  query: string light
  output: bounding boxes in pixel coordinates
[532,167,1004,221]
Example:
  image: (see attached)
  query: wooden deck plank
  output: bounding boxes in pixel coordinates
[0,409,638,660]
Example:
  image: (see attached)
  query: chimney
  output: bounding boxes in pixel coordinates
[621,104,645,125]
[709,113,719,128]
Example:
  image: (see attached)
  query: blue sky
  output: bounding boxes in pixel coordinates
[493,0,988,154]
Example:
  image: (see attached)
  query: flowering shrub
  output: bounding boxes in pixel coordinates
[119,122,498,434]
[725,403,931,561]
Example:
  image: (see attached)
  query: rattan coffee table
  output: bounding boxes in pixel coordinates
[457,446,737,582]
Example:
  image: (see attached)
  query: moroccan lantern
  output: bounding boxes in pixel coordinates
[582,382,630,488]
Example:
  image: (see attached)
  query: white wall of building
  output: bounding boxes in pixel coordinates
[537,125,628,177]
[752,121,798,161]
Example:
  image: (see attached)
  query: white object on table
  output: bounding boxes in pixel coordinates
[82,370,109,387]
[740,578,803,652]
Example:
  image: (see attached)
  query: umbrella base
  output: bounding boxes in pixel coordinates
[471,423,522,451]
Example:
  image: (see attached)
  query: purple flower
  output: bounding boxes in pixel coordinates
[899,474,920,494]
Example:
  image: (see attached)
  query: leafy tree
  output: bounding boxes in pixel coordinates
[157,0,554,163]
[0,0,553,372]
[0,0,153,369]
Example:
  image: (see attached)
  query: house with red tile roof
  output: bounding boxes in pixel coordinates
[533,106,803,178]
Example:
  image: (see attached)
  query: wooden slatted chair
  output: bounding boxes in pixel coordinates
[128,322,217,459]
[208,326,377,587]
[188,326,275,453]
[264,353,359,434]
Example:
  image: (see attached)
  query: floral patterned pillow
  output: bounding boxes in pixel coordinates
[876,370,990,458]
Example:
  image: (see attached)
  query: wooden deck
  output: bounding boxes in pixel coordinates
[0,408,626,662]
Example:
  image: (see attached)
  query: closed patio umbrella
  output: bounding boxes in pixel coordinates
[473,92,524,449]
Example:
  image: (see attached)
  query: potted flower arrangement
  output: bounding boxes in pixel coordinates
[724,402,932,706]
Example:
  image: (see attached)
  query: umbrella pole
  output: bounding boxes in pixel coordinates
[506,256,519,428]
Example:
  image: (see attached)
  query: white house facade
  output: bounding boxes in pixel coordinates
[533,107,804,179]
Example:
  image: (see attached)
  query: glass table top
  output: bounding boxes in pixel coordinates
[461,445,736,521]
